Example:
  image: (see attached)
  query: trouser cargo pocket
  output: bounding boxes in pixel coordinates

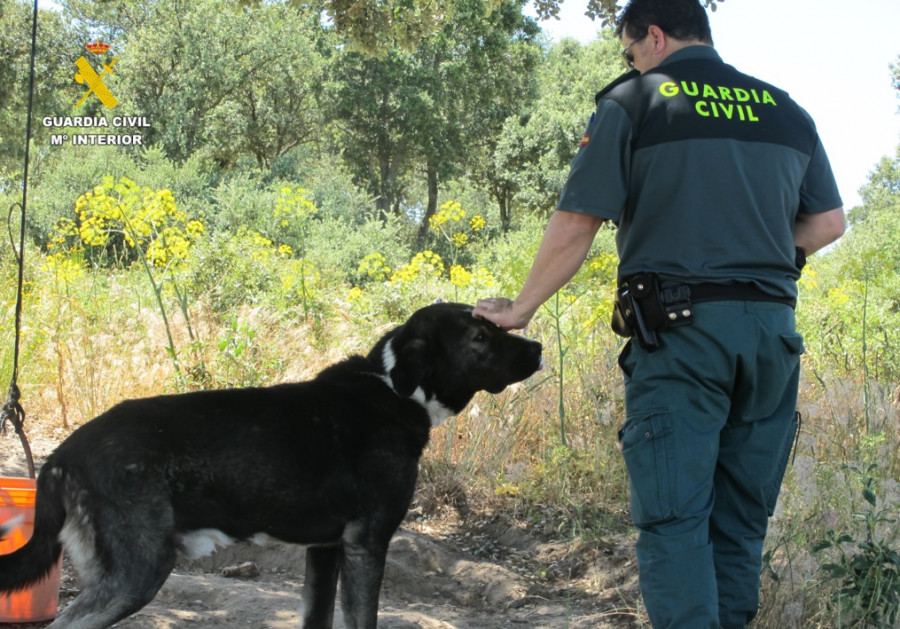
[619,410,678,526]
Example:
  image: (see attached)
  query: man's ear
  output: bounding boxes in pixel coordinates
[390,338,427,397]
[647,24,667,54]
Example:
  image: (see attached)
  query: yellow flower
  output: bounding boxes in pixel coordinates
[587,252,618,279]
[251,232,273,247]
[415,250,444,277]
[71,176,204,267]
[450,265,471,288]
[429,200,466,231]
[827,286,851,307]
[390,251,444,285]
[275,186,318,221]
[359,253,391,281]
[798,265,818,291]
[429,213,448,230]
[442,200,465,222]
[469,215,486,232]
[42,254,85,282]
[450,232,468,247]
[471,267,495,288]
[390,263,419,285]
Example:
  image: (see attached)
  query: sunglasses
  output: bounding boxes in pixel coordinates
[621,35,647,70]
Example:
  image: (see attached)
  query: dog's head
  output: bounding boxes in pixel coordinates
[368,302,542,426]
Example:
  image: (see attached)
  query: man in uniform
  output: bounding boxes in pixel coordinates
[473,0,845,626]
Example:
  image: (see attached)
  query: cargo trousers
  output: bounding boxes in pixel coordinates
[617,300,802,628]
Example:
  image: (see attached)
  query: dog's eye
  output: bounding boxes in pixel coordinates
[473,332,487,343]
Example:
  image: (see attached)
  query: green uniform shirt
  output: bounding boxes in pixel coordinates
[557,46,842,298]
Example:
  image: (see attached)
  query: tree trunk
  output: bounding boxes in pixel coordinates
[417,160,439,244]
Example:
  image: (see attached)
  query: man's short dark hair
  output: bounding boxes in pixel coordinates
[616,0,713,45]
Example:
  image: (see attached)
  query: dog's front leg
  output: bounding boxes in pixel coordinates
[339,541,388,629]
[300,545,341,629]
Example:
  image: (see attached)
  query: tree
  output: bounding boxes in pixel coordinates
[60,0,727,55]
[328,49,418,218]
[56,0,154,41]
[852,146,900,226]
[482,35,622,227]
[412,0,541,240]
[329,0,540,225]
[114,0,328,168]
[202,5,330,170]
[0,1,82,182]
[314,0,725,52]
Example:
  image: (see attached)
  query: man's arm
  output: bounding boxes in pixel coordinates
[473,210,605,330]
[793,206,846,255]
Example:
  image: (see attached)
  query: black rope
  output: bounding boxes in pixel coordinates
[1,0,40,479]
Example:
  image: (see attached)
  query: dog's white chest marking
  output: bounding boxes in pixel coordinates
[380,340,397,376]
[176,529,235,559]
[411,386,454,426]
[381,340,454,426]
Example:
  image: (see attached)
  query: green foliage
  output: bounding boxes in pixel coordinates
[289,157,376,225]
[186,227,279,311]
[0,2,82,180]
[186,220,327,320]
[797,145,900,386]
[487,36,623,223]
[117,0,328,168]
[307,212,411,280]
[316,0,725,52]
[212,314,281,388]
[319,0,453,53]
[814,466,900,627]
[328,0,540,222]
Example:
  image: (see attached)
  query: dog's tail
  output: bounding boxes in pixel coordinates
[0,468,66,593]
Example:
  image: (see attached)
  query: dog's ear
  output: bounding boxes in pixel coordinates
[390,338,427,397]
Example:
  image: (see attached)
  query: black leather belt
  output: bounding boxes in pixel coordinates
[684,283,796,309]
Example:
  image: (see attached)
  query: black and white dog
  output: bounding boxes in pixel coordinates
[0,302,542,629]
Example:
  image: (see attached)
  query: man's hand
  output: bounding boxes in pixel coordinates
[473,210,605,332]
[473,298,533,331]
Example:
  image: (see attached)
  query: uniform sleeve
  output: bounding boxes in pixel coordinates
[798,136,843,214]
[556,99,632,222]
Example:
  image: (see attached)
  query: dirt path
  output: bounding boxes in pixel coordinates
[3,435,644,629]
[104,524,640,629]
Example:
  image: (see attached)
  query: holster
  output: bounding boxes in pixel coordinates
[611,274,695,351]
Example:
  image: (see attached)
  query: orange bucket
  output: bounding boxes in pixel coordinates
[0,477,61,623]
